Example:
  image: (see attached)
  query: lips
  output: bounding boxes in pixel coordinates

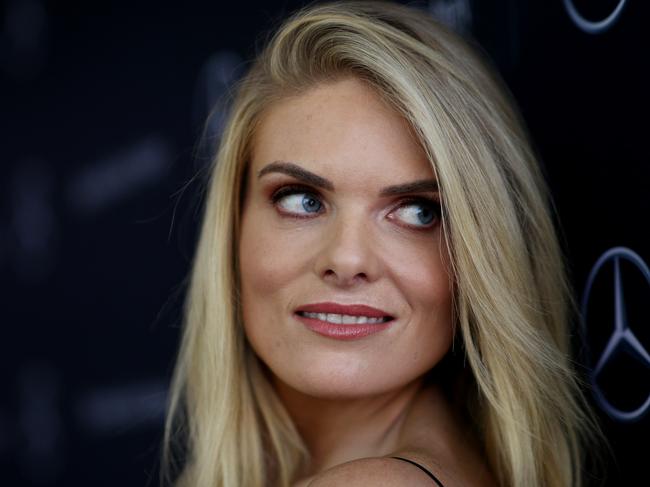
[294,302,394,319]
[294,302,395,340]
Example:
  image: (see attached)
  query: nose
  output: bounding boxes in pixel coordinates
[314,209,380,287]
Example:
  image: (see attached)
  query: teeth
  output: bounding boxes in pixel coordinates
[341,314,356,324]
[302,312,389,324]
[326,313,341,324]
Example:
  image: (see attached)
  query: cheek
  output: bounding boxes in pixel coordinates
[388,235,454,359]
[418,259,452,320]
[239,211,307,298]
[239,223,276,295]
[390,234,453,311]
[238,207,309,345]
[239,210,281,362]
[239,210,280,320]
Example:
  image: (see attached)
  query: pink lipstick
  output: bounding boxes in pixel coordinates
[294,302,395,340]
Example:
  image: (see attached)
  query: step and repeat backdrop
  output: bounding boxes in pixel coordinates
[1,0,648,485]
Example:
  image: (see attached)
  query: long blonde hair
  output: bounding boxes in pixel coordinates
[163,1,601,486]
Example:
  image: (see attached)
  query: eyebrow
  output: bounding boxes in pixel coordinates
[379,178,439,196]
[257,161,438,196]
[258,161,334,191]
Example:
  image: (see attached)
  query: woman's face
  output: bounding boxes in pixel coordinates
[239,77,454,399]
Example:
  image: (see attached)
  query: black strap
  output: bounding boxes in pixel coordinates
[390,456,444,486]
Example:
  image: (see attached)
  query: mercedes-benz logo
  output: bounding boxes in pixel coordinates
[563,0,628,34]
[581,247,650,422]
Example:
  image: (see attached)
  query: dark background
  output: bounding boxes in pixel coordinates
[1,0,648,485]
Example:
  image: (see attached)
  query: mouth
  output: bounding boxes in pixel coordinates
[294,307,396,340]
[295,310,394,325]
[294,302,395,325]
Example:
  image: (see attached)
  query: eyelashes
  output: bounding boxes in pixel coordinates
[271,185,324,216]
[390,196,441,229]
[269,183,441,231]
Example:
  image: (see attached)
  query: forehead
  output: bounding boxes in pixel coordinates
[250,77,434,185]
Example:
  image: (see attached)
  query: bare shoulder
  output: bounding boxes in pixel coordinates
[305,456,449,487]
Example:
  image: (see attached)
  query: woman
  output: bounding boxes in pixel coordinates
[163,1,601,486]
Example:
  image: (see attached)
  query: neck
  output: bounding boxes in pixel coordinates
[271,375,425,475]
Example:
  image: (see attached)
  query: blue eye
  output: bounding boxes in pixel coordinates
[392,199,440,228]
[272,186,323,216]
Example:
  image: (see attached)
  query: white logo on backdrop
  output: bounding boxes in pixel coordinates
[581,247,650,422]
[563,0,627,34]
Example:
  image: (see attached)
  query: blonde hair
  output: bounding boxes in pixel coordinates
[163,1,601,486]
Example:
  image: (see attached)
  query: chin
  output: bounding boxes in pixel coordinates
[287,381,389,400]
[272,363,414,400]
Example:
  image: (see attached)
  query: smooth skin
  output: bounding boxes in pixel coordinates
[238,77,494,486]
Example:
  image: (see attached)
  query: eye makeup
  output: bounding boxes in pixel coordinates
[270,184,326,219]
[268,182,441,230]
[388,196,442,231]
